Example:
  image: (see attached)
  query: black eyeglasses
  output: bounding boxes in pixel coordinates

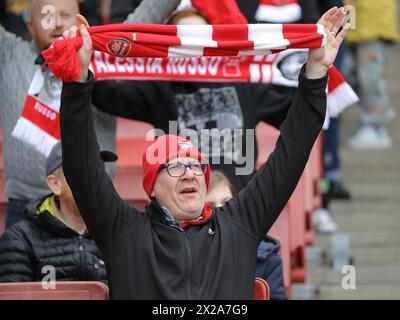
[159,162,208,178]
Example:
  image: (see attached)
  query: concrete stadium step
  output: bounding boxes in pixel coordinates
[332,216,400,230]
[314,229,400,248]
[341,170,400,183]
[330,199,400,215]
[307,244,400,266]
[349,246,400,265]
[318,285,400,300]
[308,263,400,287]
[339,183,400,198]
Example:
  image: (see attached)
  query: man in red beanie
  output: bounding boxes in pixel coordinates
[142,134,212,226]
[59,8,350,299]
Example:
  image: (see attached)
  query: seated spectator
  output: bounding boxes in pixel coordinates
[0,143,117,283]
[206,171,287,300]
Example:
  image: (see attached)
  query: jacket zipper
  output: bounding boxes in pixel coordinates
[181,231,194,300]
[78,235,86,279]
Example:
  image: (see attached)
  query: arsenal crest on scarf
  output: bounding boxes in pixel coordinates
[106,38,133,57]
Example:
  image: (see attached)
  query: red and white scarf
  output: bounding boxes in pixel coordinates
[255,0,302,23]
[42,23,326,82]
[13,24,357,156]
[12,66,62,157]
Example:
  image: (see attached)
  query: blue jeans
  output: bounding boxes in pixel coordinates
[323,117,342,182]
[343,40,393,127]
[5,199,29,230]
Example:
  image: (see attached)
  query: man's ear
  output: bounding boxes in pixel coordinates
[47,175,62,196]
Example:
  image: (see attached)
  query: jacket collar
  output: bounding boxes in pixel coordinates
[26,195,89,238]
[145,200,213,230]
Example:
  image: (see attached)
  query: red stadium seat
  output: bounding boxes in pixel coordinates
[0,280,268,300]
[254,277,270,300]
[115,118,152,211]
[287,175,307,283]
[0,281,109,300]
[304,134,323,245]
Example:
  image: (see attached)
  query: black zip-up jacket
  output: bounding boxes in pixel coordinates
[60,65,327,300]
[0,196,107,283]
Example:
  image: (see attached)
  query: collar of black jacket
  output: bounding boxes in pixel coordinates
[145,200,171,226]
[25,195,90,238]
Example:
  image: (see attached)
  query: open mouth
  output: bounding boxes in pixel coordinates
[180,187,197,195]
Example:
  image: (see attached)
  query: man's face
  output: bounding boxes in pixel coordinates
[48,168,80,215]
[28,0,79,51]
[152,157,208,222]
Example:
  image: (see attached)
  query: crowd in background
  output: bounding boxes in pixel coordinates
[0,0,398,299]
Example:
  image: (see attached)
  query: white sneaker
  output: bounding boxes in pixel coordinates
[348,126,393,150]
[313,208,338,234]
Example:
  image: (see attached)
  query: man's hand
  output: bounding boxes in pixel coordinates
[61,14,92,83]
[306,7,350,79]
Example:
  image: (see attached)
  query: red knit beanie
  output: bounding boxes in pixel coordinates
[142,134,210,198]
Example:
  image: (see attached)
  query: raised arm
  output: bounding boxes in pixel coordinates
[123,0,180,24]
[221,7,350,240]
[93,0,180,122]
[0,23,32,72]
[60,72,143,251]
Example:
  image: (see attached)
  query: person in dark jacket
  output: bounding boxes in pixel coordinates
[0,142,117,283]
[60,8,349,299]
[206,171,287,300]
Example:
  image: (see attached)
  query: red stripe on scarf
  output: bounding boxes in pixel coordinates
[43,23,326,82]
[21,95,60,139]
[203,24,251,57]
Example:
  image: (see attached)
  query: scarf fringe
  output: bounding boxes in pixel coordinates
[42,37,83,82]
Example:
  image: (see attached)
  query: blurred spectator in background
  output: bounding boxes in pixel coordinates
[0,0,117,230]
[0,0,177,231]
[236,0,347,234]
[110,0,142,23]
[206,171,287,300]
[0,143,115,283]
[302,0,349,234]
[345,0,399,150]
[0,0,31,40]
[78,0,102,26]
